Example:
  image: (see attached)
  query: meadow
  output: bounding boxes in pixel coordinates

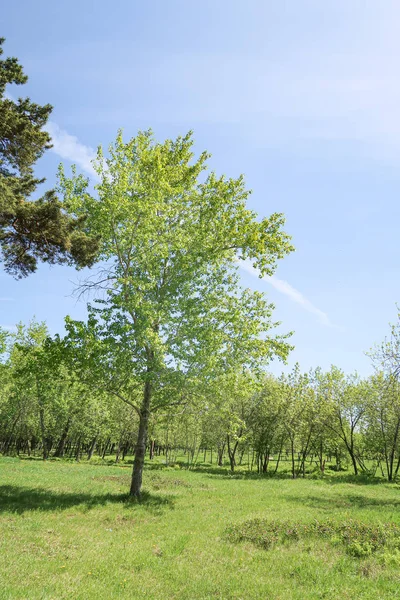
[2,457,400,599]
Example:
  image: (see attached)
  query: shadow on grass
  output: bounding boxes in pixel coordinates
[165,464,390,486]
[321,473,385,486]
[0,485,174,515]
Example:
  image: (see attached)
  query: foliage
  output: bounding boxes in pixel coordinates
[0,38,99,276]
[58,130,294,495]
[226,517,400,556]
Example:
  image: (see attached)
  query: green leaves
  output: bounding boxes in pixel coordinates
[0,38,99,277]
[59,130,294,388]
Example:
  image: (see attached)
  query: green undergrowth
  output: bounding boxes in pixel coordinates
[226,517,400,559]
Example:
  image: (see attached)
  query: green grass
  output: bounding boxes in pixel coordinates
[1,458,400,599]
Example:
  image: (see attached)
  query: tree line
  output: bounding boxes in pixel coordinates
[2,317,400,484]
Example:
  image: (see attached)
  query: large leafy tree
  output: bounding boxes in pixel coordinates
[0,38,98,277]
[59,130,294,496]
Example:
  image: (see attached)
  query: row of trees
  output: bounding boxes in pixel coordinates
[2,318,400,483]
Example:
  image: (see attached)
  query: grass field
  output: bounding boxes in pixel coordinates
[1,457,400,599]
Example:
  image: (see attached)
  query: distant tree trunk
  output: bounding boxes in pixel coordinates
[290,438,296,479]
[3,411,21,454]
[54,418,71,458]
[149,439,155,460]
[217,442,225,466]
[115,439,123,463]
[122,441,130,461]
[130,379,152,498]
[87,433,98,461]
[297,427,313,478]
[102,438,110,459]
[344,439,358,475]
[262,449,270,473]
[273,439,284,475]
[39,406,48,460]
[227,434,240,473]
[319,441,325,472]
[75,436,82,462]
[334,448,341,471]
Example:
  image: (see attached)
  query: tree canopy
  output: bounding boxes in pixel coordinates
[58,130,294,495]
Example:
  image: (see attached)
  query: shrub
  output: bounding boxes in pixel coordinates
[225,518,400,559]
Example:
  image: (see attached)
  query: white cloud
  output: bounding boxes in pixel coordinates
[5,92,97,177]
[240,260,334,327]
[45,121,97,177]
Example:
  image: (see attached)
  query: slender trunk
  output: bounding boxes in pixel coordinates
[319,441,325,473]
[122,441,130,461]
[39,407,48,461]
[130,379,151,498]
[394,453,400,478]
[3,411,21,454]
[274,439,284,475]
[349,446,358,475]
[262,449,269,473]
[87,434,98,461]
[149,439,155,460]
[102,438,110,460]
[388,417,400,481]
[250,450,256,472]
[226,435,238,473]
[297,427,313,478]
[193,445,201,467]
[54,418,71,458]
[67,439,75,458]
[217,442,225,467]
[75,436,82,462]
[290,438,296,479]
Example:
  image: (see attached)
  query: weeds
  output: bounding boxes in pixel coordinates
[226,517,400,558]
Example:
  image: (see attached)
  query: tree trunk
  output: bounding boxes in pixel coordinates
[217,442,225,466]
[115,439,122,463]
[349,448,358,475]
[262,449,270,473]
[87,433,98,461]
[227,434,238,473]
[149,439,155,460]
[75,436,82,462]
[273,438,284,475]
[290,439,296,479]
[3,411,21,455]
[54,418,71,458]
[102,438,110,459]
[130,379,151,498]
[39,406,48,460]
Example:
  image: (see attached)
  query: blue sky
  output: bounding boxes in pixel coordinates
[2,0,400,376]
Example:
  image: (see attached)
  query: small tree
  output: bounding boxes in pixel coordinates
[59,130,294,497]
